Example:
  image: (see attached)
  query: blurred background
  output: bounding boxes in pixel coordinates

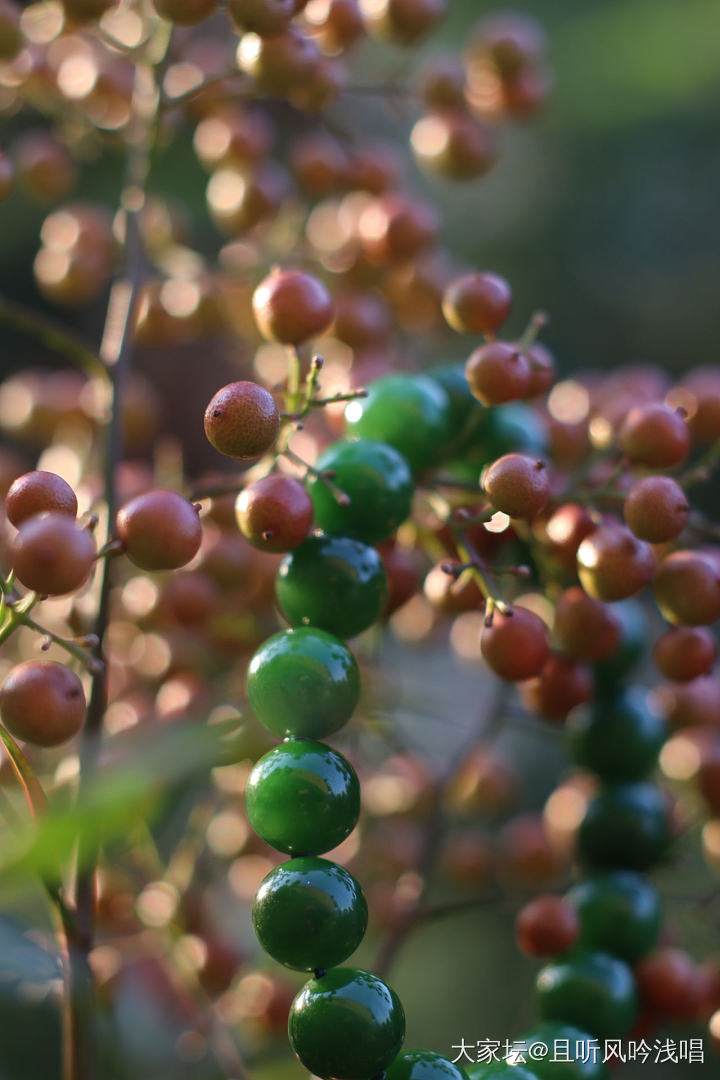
[0,1,719,1078]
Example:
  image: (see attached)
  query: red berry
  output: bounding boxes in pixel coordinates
[526,342,556,397]
[204,380,280,459]
[227,0,295,34]
[553,587,621,662]
[442,271,512,335]
[0,661,86,747]
[5,470,78,527]
[235,474,314,552]
[515,894,579,957]
[623,476,689,543]
[482,453,550,520]
[635,948,702,1021]
[423,560,483,614]
[357,193,438,264]
[9,512,96,596]
[519,653,592,722]
[465,341,532,406]
[153,0,218,24]
[653,550,720,627]
[116,490,202,571]
[360,0,446,47]
[619,402,691,468]
[410,109,497,182]
[542,504,595,570]
[252,269,334,345]
[652,627,717,683]
[576,523,655,602]
[481,605,550,681]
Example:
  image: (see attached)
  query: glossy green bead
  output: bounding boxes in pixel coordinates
[566,687,666,782]
[247,627,360,739]
[508,1023,607,1080]
[566,871,661,963]
[577,783,670,871]
[593,600,645,689]
[536,950,637,1040]
[466,1064,539,1080]
[477,403,549,459]
[388,1050,469,1080]
[289,967,405,1080]
[252,856,367,971]
[344,373,453,472]
[427,364,484,432]
[276,533,387,639]
[309,439,414,544]
[245,740,360,855]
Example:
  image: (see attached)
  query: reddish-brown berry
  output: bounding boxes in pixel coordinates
[0,661,86,747]
[465,342,532,406]
[5,471,78,527]
[624,476,689,543]
[526,342,556,397]
[653,627,717,683]
[519,653,593,722]
[204,381,280,459]
[116,490,202,571]
[9,512,96,596]
[227,0,295,34]
[357,193,438,264]
[619,402,691,468]
[481,605,550,681]
[410,110,497,181]
[542,504,595,570]
[252,269,334,345]
[576,523,655,602]
[153,0,218,24]
[235,474,314,552]
[653,550,720,627]
[423,561,483,614]
[359,0,446,46]
[482,453,550,519]
[442,271,512,335]
[635,948,702,1022]
[553,587,621,662]
[515,894,580,957]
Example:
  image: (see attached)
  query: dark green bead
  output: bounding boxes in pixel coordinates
[566,871,661,963]
[289,967,405,1080]
[536,950,637,1039]
[276,533,387,639]
[247,627,360,739]
[577,783,670,871]
[466,1064,539,1080]
[309,439,414,544]
[593,601,645,689]
[388,1050,469,1080]
[566,687,666,781]
[477,403,549,459]
[252,857,367,971]
[427,364,485,434]
[508,1023,607,1080]
[345,373,453,472]
[245,740,360,855]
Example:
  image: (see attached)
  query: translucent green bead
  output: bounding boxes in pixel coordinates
[388,1050,469,1080]
[288,967,405,1080]
[252,857,367,971]
[507,1024,608,1080]
[566,871,661,963]
[344,373,452,472]
[466,1064,539,1080]
[567,687,666,782]
[276,533,387,639]
[245,740,360,855]
[577,783,670,871]
[309,439,414,544]
[536,951,637,1040]
[247,627,360,739]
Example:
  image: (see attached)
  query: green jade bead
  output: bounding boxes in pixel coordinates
[466,1066,539,1080]
[593,600,645,690]
[387,1050,469,1080]
[276,533,388,639]
[252,856,368,971]
[289,967,405,1080]
[577,782,670,871]
[344,373,453,472]
[535,951,637,1040]
[309,438,414,544]
[566,871,661,963]
[247,627,360,739]
[567,686,666,782]
[507,1024,607,1080]
[245,740,360,855]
